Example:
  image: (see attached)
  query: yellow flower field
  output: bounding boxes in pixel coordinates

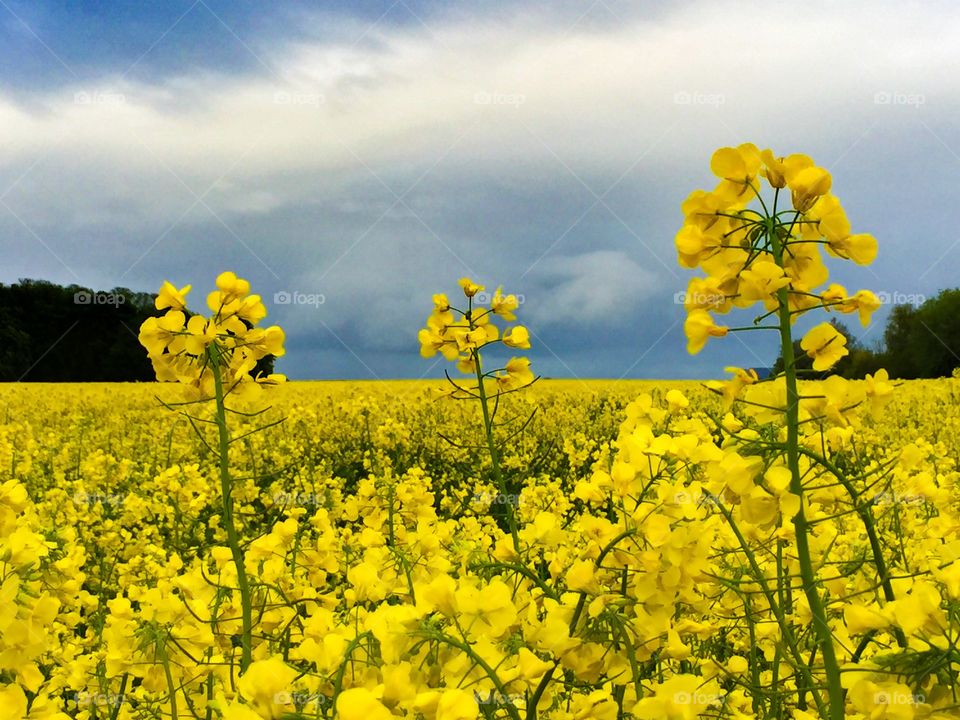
[2,377,960,719]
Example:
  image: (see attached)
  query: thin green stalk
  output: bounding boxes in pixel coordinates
[469,302,520,552]
[715,503,826,718]
[744,596,762,717]
[107,673,128,720]
[769,218,844,720]
[525,529,636,719]
[793,445,907,647]
[209,344,254,673]
[436,632,522,720]
[162,651,180,720]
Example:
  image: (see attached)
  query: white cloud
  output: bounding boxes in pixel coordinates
[528,250,661,326]
[1,0,957,230]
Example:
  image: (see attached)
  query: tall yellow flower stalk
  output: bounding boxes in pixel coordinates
[139,271,285,673]
[676,144,885,720]
[419,278,536,550]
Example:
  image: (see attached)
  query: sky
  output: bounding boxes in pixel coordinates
[2,0,959,379]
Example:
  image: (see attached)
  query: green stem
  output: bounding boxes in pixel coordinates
[470,309,520,552]
[436,633,522,720]
[525,530,634,719]
[715,503,826,717]
[209,345,254,673]
[769,219,844,720]
[162,651,180,720]
[333,632,373,701]
[108,673,128,720]
[794,445,906,647]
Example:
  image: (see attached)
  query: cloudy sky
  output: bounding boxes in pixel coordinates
[2,0,958,379]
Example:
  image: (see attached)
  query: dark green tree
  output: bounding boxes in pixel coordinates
[0,279,281,381]
[884,290,960,378]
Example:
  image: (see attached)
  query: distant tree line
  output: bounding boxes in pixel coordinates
[2,278,955,382]
[773,289,960,379]
[0,279,276,382]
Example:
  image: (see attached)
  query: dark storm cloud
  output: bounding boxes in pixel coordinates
[2,0,959,377]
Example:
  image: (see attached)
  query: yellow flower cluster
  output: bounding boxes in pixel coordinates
[0,474,85,720]
[138,272,286,401]
[677,144,881,368]
[418,278,534,393]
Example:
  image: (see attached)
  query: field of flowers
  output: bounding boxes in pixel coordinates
[3,377,960,720]
[5,145,960,720]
